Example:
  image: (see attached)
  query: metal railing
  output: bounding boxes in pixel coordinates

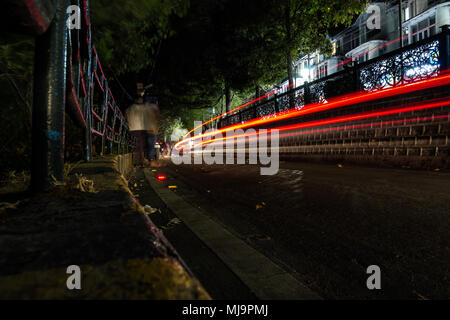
[218,25,450,129]
[24,0,134,190]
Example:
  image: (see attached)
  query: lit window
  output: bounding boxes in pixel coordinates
[404,7,410,21]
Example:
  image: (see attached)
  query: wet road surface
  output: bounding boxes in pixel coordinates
[141,160,450,299]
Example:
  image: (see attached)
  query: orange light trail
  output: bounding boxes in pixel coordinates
[197,114,449,149]
[181,97,450,149]
[175,73,450,150]
[183,83,294,139]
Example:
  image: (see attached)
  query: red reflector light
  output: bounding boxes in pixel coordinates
[156,174,167,181]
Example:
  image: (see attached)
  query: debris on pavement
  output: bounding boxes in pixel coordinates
[144,205,158,214]
[0,201,21,213]
[74,173,96,193]
[255,202,266,210]
[161,217,182,230]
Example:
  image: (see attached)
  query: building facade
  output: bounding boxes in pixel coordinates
[284,0,450,90]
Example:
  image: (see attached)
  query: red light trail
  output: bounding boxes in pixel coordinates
[175,73,450,151]
[195,113,450,150]
[183,83,294,138]
[276,114,450,140]
[185,97,450,149]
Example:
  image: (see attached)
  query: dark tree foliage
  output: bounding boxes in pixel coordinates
[0,33,34,180]
[151,0,366,121]
[90,0,189,75]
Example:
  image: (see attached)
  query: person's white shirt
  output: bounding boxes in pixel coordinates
[126,102,159,133]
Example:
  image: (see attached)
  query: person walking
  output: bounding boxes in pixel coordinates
[126,94,147,167]
[143,95,160,162]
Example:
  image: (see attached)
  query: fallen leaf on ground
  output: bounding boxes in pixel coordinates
[256,203,266,210]
[413,290,429,300]
[161,218,182,230]
[51,174,66,187]
[144,205,158,214]
[0,201,21,213]
[74,173,95,193]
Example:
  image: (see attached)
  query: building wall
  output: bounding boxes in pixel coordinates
[290,1,450,88]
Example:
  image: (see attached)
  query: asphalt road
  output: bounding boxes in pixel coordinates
[139,159,450,299]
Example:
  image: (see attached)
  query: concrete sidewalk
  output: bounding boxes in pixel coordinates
[0,155,209,299]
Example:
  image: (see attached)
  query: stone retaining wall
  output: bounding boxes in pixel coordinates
[264,84,450,168]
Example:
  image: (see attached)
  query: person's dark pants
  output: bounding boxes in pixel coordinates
[130,130,146,166]
[147,133,157,161]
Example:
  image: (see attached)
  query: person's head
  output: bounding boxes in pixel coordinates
[135,96,143,104]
